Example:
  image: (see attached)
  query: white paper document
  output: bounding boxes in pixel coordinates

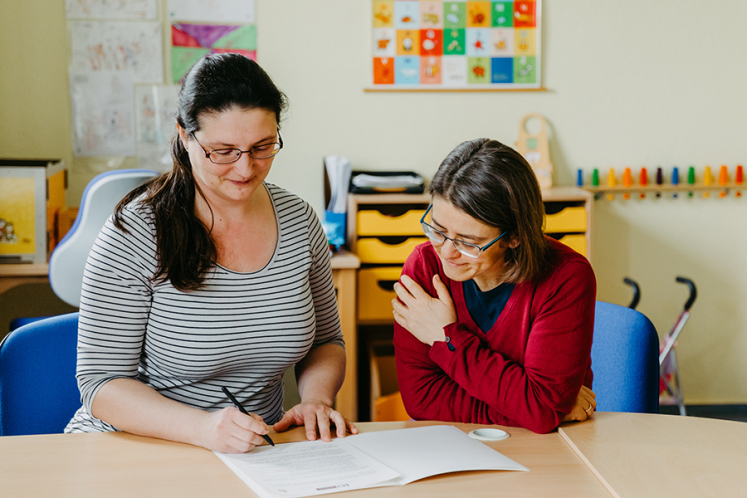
[66,0,157,20]
[351,173,424,188]
[69,71,136,156]
[215,425,528,498]
[135,84,180,171]
[69,21,163,84]
[167,0,255,23]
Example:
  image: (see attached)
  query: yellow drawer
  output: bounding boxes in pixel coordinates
[558,234,587,257]
[357,209,426,236]
[545,206,587,233]
[356,237,428,264]
[358,267,402,322]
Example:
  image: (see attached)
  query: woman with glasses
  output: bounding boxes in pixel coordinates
[65,53,357,452]
[392,139,597,434]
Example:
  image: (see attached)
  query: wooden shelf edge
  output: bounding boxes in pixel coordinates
[363,86,548,93]
[331,250,361,269]
[0,263,49,277]
[583,184,744,193]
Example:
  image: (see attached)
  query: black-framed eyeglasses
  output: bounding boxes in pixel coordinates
[191,131,283,164]
[420,204,507,259]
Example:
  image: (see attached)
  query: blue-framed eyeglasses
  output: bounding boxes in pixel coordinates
[420,204,508,259]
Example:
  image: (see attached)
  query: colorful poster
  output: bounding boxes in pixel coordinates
[171,23,257,83]
[135,85,180,171]
[69,21,163,84]
[70,71,136,156]
[167,0,255,23]
[66,0,157,20]
[371,0,541,89]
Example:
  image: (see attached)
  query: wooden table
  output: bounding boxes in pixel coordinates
[3,414,744,497]
[559,412,747,497]
[0,420,607,498]
[330,250,360,422]
[0,263,48,295]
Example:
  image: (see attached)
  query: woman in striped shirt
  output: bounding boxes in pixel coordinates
[65,54,357,452]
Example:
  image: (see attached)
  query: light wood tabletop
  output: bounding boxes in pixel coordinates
[0,420,609,498]
[559,412,747,498]
[3,414,744,498]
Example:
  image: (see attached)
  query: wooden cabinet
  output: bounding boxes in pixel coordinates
[329,251,360,421]
[541,187,593,260]
[347,194,431,328]
[347,193,430,420]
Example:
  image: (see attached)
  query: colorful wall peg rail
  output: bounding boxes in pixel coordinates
[577,165,746,200]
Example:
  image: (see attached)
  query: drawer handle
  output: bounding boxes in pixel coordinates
[377,280,398,292]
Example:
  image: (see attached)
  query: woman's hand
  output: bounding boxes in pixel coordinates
[392,274,457,346]
[562,386,597,422]
[273,400,358,441]
[200,407,271,453]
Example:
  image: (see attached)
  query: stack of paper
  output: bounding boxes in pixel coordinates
[351,173,423,190]
[215,425,528,498]
[324,156,351,213]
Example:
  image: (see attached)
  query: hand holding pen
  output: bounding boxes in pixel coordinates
[222,386,275,447]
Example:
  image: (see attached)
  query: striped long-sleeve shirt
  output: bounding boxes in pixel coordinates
[65,183,343,433]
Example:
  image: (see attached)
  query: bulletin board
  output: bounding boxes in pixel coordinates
[370,1,542,91]
[64,0,256,167]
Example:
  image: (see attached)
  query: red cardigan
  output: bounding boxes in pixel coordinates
[393,238,596,434]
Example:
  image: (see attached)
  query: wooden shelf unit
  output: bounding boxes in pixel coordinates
[541,187,593,262]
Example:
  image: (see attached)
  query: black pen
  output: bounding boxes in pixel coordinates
[221,386,275,446]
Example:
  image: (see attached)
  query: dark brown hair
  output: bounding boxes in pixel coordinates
[430,138,549,283]
[113,53,288,291]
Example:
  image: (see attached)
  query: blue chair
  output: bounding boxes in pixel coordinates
[0,313,81,436]
[50,169,158,307]
[8,316,53,332]
[591,301,660,413]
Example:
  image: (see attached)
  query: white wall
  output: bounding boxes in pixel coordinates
[2,0,746,403]
[259,0,747,404]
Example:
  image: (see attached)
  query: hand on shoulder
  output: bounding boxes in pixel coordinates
[392,274,457,346]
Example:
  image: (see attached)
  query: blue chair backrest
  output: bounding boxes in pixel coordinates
[0,313,81,436]
[49,169,157,307]
[591,302,659,413]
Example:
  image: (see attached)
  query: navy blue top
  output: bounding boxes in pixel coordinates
[463,279,515,333]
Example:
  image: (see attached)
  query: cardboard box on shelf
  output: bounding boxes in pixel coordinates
[0,159,66,264]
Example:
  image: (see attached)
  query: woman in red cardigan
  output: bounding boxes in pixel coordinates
[393,138,596,434]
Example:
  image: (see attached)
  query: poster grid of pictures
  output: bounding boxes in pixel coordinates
[371,0,542,90]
